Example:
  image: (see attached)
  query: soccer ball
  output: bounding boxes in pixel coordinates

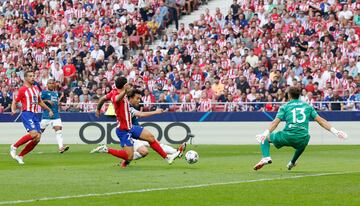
[185,150,199,164]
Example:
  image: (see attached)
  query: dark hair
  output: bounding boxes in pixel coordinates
[288,86,301,99]
[24,70,34,78]
[128,89,142,98]
[115,76,127,89]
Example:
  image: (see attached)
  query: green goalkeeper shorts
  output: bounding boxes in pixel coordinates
[270,131,310,150]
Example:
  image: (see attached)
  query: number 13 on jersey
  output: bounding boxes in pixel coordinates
[291,108,306,123]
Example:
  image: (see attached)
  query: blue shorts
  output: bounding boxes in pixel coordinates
[116,125,144,147]
[22,111,41,132]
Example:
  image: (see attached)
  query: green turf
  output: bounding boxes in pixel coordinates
[0,145,359,206]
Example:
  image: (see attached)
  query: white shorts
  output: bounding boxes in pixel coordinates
[40,118,62,129]
[133,139,149,151]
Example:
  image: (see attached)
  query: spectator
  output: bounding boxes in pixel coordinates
[218,89,229,102]
[179,94,196,112]
[166,90,179,104]
[172,72,183,90]
[101,40,115,61]
[79,87,91,103]
[246,50,259,68]
[198,91,212,112]
[91,43,105,69]
[343,89,356,111]
[142,88,156,111]
[329,90,344,111]
[212,76,224,99]
[235,75,250,94]
[224,94,237,112]
[0,90,12,112]
[51,61,64,84]
[250,93,264,112]
[203,81,215,100]
[158,93,170,111]
[247,86,257,102]
[264,95,276,112]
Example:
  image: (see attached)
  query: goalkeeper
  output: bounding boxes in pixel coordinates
[254,87,348,171]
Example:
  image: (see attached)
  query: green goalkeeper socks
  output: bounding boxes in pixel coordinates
[260,139,271,157]
[291,148,306,164]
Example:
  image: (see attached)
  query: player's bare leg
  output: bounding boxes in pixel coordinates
[139,128,180,164]
[254,137,272,170]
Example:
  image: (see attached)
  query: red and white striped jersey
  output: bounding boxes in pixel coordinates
[180,100,196,112]
[224,101,237,112]
[34,52,45,65]
[106,89,132,130]
[141,94,154,108]
[198,98,212,112]
[74,8,85,19]
[15,85,41,113]
[342,79,357,91]
[326,77,341,89]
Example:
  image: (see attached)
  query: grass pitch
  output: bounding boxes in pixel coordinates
[0,145,359,206]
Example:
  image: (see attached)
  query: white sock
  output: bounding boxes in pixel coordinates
[160,144,177,155]
[55,130,64,149]
[133,151,143,160]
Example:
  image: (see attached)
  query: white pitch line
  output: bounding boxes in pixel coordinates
[0,171,357,205]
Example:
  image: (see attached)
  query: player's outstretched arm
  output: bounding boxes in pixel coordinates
[115,83,131,103]
[135,108,164,118]
[256,118,281,144]
[95,96,109,117]
[11,97,17,115]
[314,116,348,140]
[115,90,127,103]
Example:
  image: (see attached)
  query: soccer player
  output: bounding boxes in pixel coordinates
[40,79,69,153]
[254,86,348,171]
[10,70,54,164]
[126,89,186,167]
[91,77,180,167]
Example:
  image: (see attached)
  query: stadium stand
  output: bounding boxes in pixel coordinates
[0,0,359,113]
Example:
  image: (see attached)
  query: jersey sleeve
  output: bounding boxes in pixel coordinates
[309,106,318,120]
[105,91,113,100]
[15,88,25,102]
[129,107,139,117]
[275,105,285,120]
[41,91,47,100]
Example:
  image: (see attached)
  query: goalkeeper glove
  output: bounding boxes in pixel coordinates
[256,129,270,144]
[330,127,348,140]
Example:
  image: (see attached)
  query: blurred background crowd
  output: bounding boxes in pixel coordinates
[0,0,359,113]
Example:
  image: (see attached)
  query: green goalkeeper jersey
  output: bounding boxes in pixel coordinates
[276,99,319,137]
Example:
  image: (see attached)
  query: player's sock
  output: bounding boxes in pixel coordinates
[291,148,305,164]
[108,148,129,160]
[160,144,177,154]
[149,141,167,158]
[18,140,38,157]
[133,151,143,160]
[55,130,64,149]
[14,134,33,148]
[260,139,271,157]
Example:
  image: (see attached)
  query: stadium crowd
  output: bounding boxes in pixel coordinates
[0,0,359,113]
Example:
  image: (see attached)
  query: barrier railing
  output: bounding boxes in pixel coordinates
[5,101,357,113]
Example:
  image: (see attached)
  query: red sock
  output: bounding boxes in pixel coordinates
[150,141,167,158]
[19,140,38,157]
[14,134,33,148]
[108,148,129,160]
